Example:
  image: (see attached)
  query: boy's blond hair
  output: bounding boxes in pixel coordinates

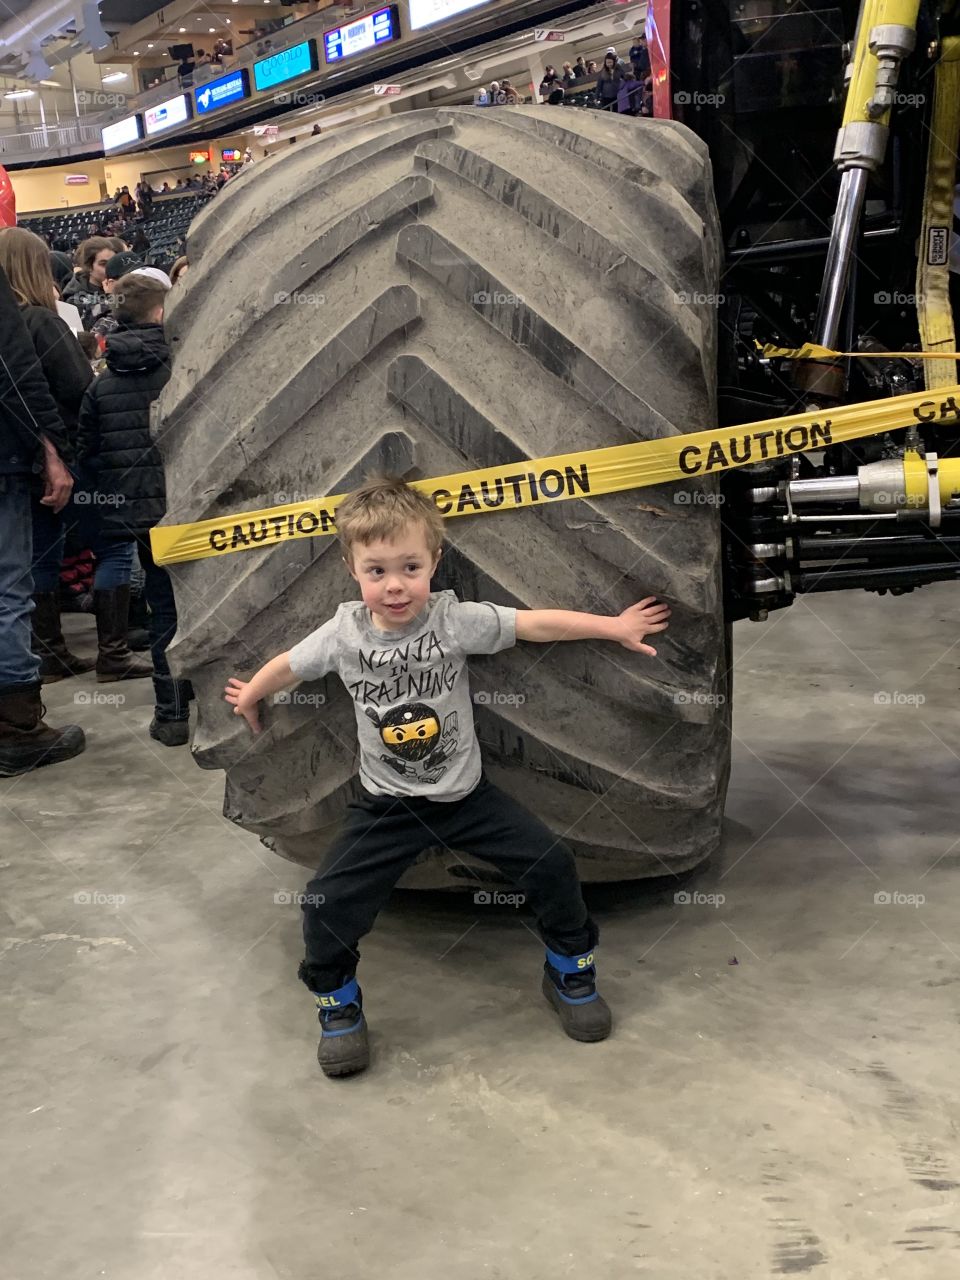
[336,476,444,563]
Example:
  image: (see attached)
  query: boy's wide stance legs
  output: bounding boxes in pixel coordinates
[299,777,610,1077]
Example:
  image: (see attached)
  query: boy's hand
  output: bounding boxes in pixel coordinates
[615,597,671,655]
[224,676,262,734]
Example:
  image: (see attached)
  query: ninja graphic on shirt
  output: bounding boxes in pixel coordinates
[364,702,459,785]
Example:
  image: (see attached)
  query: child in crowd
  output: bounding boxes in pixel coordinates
[225,478,670,1077]
[78,273,193,745]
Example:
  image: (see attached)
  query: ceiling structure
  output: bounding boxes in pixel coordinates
[0,0,174,80]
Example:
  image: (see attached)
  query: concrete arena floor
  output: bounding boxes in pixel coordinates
[2,584,960,1279]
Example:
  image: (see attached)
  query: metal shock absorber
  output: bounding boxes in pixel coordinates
[811,0,920,352]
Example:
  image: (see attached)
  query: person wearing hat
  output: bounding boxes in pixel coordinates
[89,251,141,340]
[629,30,650,80]
[131,267,172,289]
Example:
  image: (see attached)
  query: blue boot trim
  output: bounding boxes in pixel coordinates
[312,977,360,1009]
[545,948,600,1005]
[313,978,364,1036]
[545,947,596,975]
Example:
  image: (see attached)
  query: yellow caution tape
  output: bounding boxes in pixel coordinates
[758,342,960,361]
[916,36,960,390]
[150,384,960,565]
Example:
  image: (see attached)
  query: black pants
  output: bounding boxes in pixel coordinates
[300,776,598,992]
[136,535,193,722]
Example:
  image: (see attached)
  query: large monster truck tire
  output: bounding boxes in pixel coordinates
[156,106,730,885]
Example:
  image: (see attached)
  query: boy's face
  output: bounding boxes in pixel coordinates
[347,523,441,632]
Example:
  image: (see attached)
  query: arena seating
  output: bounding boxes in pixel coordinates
[20,190,211,265]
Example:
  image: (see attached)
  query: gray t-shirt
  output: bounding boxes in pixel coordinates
[287,590,517,801]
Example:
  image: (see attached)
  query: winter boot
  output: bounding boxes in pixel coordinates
[31,591,96,683]
[0,682,86,776]
[310,977,369,1077]
[94,586,153,682]
[542,947,612,1043]
[149,716,189,747]
[149,673,192,746]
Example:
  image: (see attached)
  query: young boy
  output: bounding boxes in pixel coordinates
[225,478,670,1077]
[77,272,193,744]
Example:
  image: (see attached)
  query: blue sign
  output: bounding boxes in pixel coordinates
[253,39,319,91]
[194,68,250,115]
[324,6,398,63]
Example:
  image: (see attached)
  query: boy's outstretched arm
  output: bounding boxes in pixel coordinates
[224,652,296,733]
[515,597,671,656]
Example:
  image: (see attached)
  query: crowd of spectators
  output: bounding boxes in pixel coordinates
[540,35,652,114]
[29,169,230,265]
[474,33,652,115]
[0,218,191,775]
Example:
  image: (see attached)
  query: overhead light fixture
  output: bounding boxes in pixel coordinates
[102,71,127,82]
[179,25,186,31]
[4,89,35,99]
[39,78,60,87]
[209,27,215,32]
[147,42,154,48]
[133,49,140,54]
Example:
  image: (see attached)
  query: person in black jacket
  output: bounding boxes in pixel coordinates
[0,227,150,685]
[629,32,651,81]
[61,236,115,329]
[0,263,85,775]
[88,250,141,340]
[596,52,624,110]
[78,272,192,746]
